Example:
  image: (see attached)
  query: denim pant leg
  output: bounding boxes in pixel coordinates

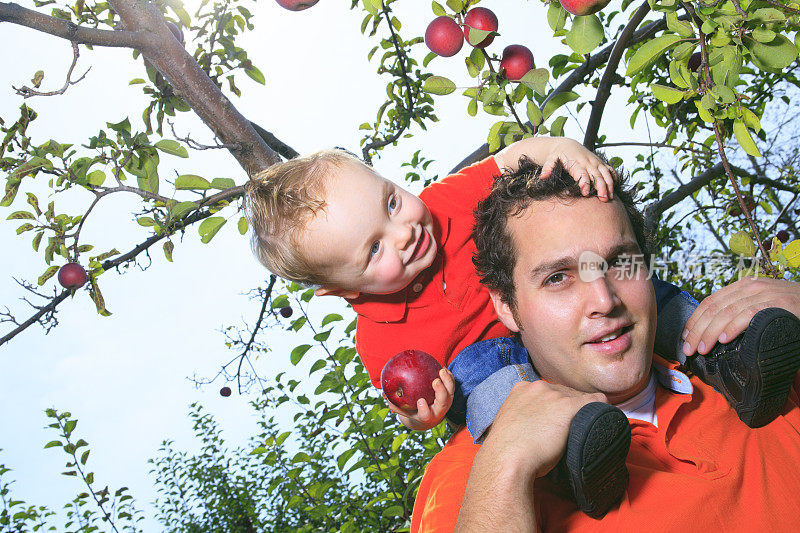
[652,277,699,364]
[448,337,537,444]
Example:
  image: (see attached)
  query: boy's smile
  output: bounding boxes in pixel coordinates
[302,161,437,296]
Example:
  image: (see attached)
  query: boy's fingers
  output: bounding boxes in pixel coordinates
[599,166,615,199]
[416,398,432,421]
[593,172,610,201]
[540,157,558,180]
[441,368,456,395]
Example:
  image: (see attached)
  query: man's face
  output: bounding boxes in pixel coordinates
[490,197,657,404]
[301,161,437,296]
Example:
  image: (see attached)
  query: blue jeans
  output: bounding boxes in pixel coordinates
[448,278,698,443]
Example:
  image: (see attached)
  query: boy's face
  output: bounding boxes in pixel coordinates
[302,161,437,296]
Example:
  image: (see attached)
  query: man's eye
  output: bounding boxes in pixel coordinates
[388,196,398,211]
[546,273,566,285]
[370,241,380,256]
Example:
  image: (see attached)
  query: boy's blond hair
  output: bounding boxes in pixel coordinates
[244,149,365,286]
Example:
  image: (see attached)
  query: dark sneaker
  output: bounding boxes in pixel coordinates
[548,402,631,519]
[687,307,800,428]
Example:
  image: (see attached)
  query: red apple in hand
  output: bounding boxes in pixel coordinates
[381,349,442,411]
[500,44,534,81]
[275,0,319,11]
[58,263,88,289]
[463,7,498,48]
[425,16,464,57]
[559,0,611,16]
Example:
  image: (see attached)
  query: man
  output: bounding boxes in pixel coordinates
[410,158,800,532]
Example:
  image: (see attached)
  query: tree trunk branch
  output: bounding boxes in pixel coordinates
[584,2,651,150]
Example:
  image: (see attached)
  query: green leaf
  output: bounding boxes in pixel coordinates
[542,90,579,121]
[210,177,236,189]
[198,217,226,243]
[337,448,357,471]
[465,27,493,47]
[423,76,456,95]
[89,276,111,316]
[246,67,266,85]
[154,139,188,158]
[38,266,59,286]
[363,0,382,16]
[322,313,343,327]
[271,294,289,309]
[519,68,549,96]
[87,170,105,187]
[626,34,682,76]
[566,15,604,55]
[488,121,504,152]
[547,2,567,32]
[238,216,248,235]
[650,83,685,104]
[733,119,762,158]
[748,34,798,71]
[666,12,694,38]
[137,216,155,227]
[7,211,35,220]
[729,231,756,257]
[175,174,211,190]
[44,440,62,449]
[64,419,77,435]
[290,344,312,365]
[169,201,198,221]
[741,107,761,132]
[526,101,543,126]
[550,115,567,137]
[80,450,90,465]
[431,1,446,17]
[445,0,463,12]
[163,241,174,262]
[782,240,800,268]
[32,232,43,251]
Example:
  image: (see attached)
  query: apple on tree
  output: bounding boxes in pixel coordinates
[381,349,442,411]
[425,16,464,57]
[559,0,611,16]
[463,7,498,48]
[220,386,232,397]
[499,44,534,81]
[275,0,319,11]
[777,230,791,243]
[57,263,88,290]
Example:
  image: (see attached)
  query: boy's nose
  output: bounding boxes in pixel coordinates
[394,223,415,250]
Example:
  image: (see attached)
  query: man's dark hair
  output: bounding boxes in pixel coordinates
[473,155,650,310]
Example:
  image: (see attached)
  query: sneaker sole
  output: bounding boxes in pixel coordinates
[736,308,800,428]
[564,402,631,519]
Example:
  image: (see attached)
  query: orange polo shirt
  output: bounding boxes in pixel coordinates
[411,360,800,533]
[349,157,510,387]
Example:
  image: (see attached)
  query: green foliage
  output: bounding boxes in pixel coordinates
[0,410,143,532]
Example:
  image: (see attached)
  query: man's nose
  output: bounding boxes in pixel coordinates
[585,275,621,317]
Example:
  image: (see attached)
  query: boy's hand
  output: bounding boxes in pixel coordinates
[385,368,455,431]
[682,277,800,356]
[539,139,616,201]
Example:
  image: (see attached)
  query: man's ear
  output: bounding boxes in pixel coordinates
[489,289,521,333]
[314,285,360,299]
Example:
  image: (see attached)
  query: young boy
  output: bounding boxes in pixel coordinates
[243,137,793,517]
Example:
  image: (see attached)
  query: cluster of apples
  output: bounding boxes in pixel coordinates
[424,1,611,81]
[424,7,534,81]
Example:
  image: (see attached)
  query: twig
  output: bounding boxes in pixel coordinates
[13,42,90,98]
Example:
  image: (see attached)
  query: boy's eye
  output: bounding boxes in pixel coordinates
[388,196,397,211]
[370,241,380,256]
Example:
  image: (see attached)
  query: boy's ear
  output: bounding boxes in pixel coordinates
[489,289,521,333]
[314,285,360,299]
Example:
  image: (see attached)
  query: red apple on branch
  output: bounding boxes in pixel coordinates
[499,44,534,81]
[777,230,790,243]
[425,16,464,57]
[463,7,498,48]
[275,0,319,11]
[381,349,442,411]
[57,263,88,290]
[220,386,232,397]
[559,0,611,16]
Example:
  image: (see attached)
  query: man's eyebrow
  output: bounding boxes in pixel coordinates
[526,241,642,281]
